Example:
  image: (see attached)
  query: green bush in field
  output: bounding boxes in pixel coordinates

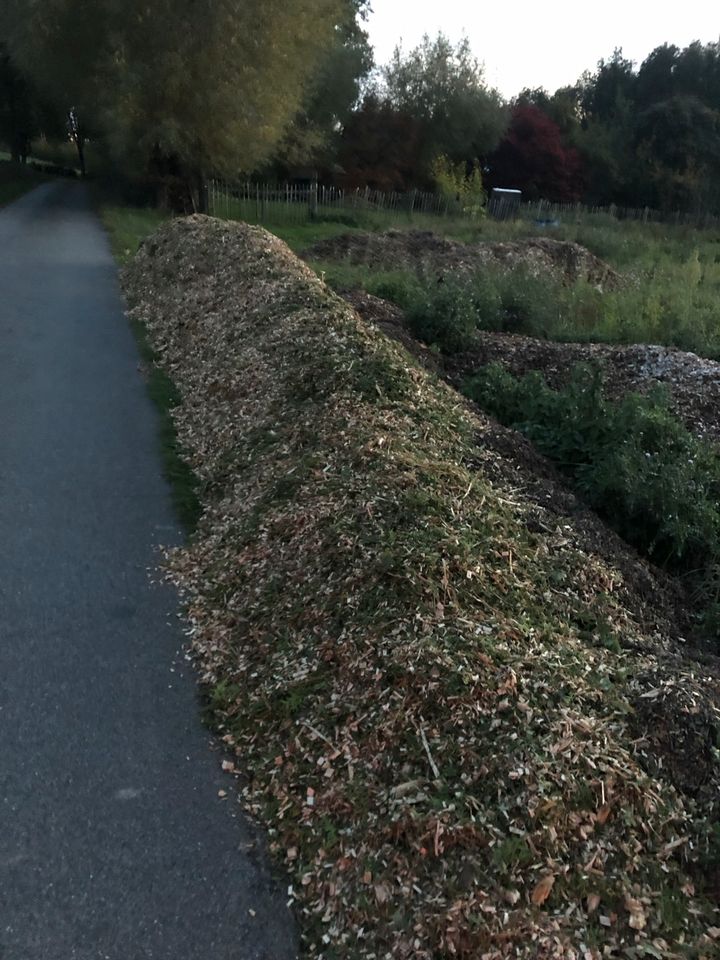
[463,363,720,576]
[365,273,424,311]
[398,269,604,350]
[405,277,479,352]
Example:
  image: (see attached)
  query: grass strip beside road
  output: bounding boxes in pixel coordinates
[0,161,47,207]
[100,203,201,531]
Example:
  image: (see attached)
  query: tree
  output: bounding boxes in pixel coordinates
[7,0,346,199]
[635,44,678,109]
[573,50,638,204]
[0,43,63,164]
[580,48,636,123]
[337,94,423,191]
[271,0,374,172]
[0,47,36,162]
[489,104,583,202]
[5,0,111,175]
[430,155,486,216]
[381,34,507,169]
[515,85,581,138]
[635,96,720,210]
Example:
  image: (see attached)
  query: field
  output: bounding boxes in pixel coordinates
[103,201,720,637]
[108,197,720,357]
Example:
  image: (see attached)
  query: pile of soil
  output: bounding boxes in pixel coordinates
[303,229,620,289]
[124,217,720,959]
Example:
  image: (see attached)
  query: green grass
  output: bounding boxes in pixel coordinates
[210,193,488,244]
[310,228,720,359]
[101,204,168,264]
[99,202,200,532]
[129,315,202,531]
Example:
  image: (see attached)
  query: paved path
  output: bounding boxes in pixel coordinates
[0,183,297,960]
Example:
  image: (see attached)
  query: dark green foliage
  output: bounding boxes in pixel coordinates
[464,363,720,575]
[381,34,507,169]
[405,279,478,353]
[382,269,600,353]
[365,272,423,310]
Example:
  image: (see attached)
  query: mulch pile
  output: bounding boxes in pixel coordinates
[124,216,720,960]
[302,229,621,289]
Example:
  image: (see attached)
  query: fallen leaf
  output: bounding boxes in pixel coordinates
[374,883,391,905]
[586,893,601,913]
[625,895,647,930]
[595,804,612,825]
[531,874,555,906]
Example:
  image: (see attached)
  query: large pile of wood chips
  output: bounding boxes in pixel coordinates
[123,216,720,960]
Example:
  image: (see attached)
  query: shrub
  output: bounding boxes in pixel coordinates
[463,362,720,574]
[430,154,486,218]
[405,277,478,352]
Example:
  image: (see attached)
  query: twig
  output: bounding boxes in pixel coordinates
[419,723,440,780]
[301,720,334,749]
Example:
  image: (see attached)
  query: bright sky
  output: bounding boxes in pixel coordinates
[367,1,720,98]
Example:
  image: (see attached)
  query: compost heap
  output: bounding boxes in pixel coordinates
[123,216,720,960]
[302,229,620,289]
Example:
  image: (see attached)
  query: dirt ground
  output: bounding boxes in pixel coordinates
[303,229,621,288]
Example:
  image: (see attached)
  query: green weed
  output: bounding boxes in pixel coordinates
[464,362,720,637]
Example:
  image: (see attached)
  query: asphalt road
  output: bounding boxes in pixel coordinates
[0,183,297,960]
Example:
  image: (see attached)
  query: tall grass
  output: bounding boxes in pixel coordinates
[311,232,720,359]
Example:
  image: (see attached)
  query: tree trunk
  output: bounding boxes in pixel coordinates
[193,173,208,214]
[74,133,86,177]
[67,109,87,177]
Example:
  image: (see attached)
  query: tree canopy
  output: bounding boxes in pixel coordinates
[3,0,355,194]
[3,10,720,216]
[380,34,507,168]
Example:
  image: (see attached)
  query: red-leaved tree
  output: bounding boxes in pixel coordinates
[489,104,583,202]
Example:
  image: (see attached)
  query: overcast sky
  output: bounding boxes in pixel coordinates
[366,1,720,98]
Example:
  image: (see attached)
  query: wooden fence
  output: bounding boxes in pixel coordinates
[208,180,455,222]
[207,179,720,231]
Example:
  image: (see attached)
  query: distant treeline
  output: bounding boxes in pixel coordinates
[1,4,719,215]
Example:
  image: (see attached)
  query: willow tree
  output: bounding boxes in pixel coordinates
[6,0,345,200]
